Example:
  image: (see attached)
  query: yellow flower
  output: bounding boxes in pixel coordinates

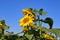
[19,15,34,27]
[22,9,36,20]
[22,9,33,15]
[22,27,28,31]
[43,34,50,39]
[0,23,2,26]
[0,28,2,32]
[49,37,55,40]
[43,34,55,40]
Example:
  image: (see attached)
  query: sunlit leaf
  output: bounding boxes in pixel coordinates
[4,26,9,30]
[39,8,47,16]
[47,29,60,37]
[39,26,60,37]
[39,8,43,15]
[42,12,47,16]
[25,33,33,40]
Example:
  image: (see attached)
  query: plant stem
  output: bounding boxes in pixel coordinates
[37,14,42,37]
[1,27,4,40]
[37,15,40,26]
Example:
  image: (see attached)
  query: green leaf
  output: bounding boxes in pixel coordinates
[42,12,47,16]
[4,26,9,30]
[39,26,60,37]
[34,9,39,15]
[0,28,2,32]
[47,29,60,37]
[17,32,23,34]
[1,20,5,25]
[39,8,47,16]
[40,17,53,29]
[25,33,33,40]
[39,8,43,15]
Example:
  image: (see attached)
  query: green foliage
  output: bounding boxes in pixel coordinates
[48,29,60,37]
[39,8,43,15]
[0,8,60,40]
[40,17,53,29]
[39,8,47,16]
[0,20,5,25]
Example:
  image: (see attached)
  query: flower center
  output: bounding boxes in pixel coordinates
[23,18,29,23]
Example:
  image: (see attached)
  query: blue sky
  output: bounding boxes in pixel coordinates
[0,0,60,33]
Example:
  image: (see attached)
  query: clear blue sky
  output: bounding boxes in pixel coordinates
[0,0,60,33]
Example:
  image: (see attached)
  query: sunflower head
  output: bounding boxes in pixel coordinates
[19,15,34,27]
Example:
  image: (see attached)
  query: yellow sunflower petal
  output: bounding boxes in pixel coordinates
[22,9,35,18]
[22,9,29,15]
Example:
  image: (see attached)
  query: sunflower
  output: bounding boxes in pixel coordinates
[19,15,34,27]
[43,34,55,40]
[22,9,36,20]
